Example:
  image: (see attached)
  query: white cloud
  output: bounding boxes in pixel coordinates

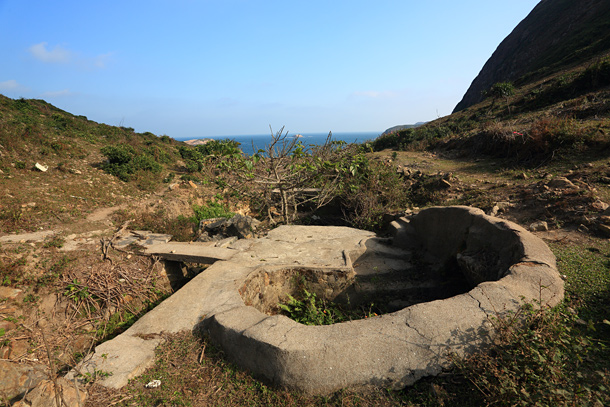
[29,42,72,63]
[0,79,21,91]
[40,89,73,98]
[28,42,112,69]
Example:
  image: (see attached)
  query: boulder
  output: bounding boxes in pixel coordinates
[13,378,86,407]
[198,214,261,241]
[547,177,576,189]
[0,361,47,401]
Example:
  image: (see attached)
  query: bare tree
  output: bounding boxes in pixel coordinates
[225,126,346,224]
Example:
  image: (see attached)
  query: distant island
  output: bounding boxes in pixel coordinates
[381,122,427,135]
[183,138,212,146]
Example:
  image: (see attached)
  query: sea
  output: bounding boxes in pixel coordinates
[176,131,380,156]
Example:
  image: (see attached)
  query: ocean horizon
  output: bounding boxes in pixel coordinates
[175,131,380,155]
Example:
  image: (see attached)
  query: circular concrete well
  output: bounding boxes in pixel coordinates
[199,206,564,394]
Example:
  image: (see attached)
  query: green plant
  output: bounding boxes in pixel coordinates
[23,293,39,303]
[42,236,65,249]
[64,279,91,302]
[453,302,609,407]
[192,200,234,222]
[279,289,342,326]
[78,368,112,384]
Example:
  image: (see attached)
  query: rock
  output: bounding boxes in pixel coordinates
[199,214,261,241]
[8,340,30,360]
[0,287,23,299]
[529,221,549,232]
[168,183,180,191]
[438,179,452,189]
[547,177,576,189]
[0,320,17,332]
[591,200,610,212]
[488,202,511,217]
[0,360,47,401]
[34,163,48,172]
[13,377,86,407]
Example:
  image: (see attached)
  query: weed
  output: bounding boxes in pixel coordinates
[279,289,343,325]
[192,200,234,222]
[78,368,112,384]
[453,302,609,407]
[42,236,65,249]
[64,279,91,302]
[278,283,378,325]
[23,293,39,303]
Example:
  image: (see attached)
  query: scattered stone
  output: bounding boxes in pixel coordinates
[488,201,512,217]
[145,380,161,388]
[0,320,17,332]
[13,377,87,407]
[33,163,48,172]
[0,286,23,299]
[68,168,82,175]
[198,214,261,241]
[8,340,29,360]
[168,183,180,191]
[547,177,576,189]
[529,221,549,232]
[438,179,452,189]
[0,360,47,401]
[591,200,610,211]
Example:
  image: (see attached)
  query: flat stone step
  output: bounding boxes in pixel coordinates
[145,242,237,263]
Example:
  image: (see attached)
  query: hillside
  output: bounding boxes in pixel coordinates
[1,6,610,401]
[454,0,610,112]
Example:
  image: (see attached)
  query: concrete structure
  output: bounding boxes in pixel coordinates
[70,206,563,394]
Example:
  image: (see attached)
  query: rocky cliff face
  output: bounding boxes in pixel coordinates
[453,0,610,112]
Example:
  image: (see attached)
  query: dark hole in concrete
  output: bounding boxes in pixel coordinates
[162,260,212,291]
[239,248,474,320]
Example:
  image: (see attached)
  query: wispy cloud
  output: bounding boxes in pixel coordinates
[93,52,113,69]
[29,42,72,63]
[28,42,113,69]
[0,79,30,94]
[0,79,21,91]
[40,89,73,98]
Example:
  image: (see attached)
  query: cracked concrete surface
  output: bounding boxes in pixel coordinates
[70,206,563,394]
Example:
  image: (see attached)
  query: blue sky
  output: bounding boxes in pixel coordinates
[0,1,540,138]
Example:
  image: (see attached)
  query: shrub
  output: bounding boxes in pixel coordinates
[192,200,234,223]
[338,158,411,231]
[101,145,135,165]
[101,145,164,183]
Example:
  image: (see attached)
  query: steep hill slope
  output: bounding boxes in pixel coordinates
[454,0,610,112]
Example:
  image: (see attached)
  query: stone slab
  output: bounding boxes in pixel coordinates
[144,242,237,263]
